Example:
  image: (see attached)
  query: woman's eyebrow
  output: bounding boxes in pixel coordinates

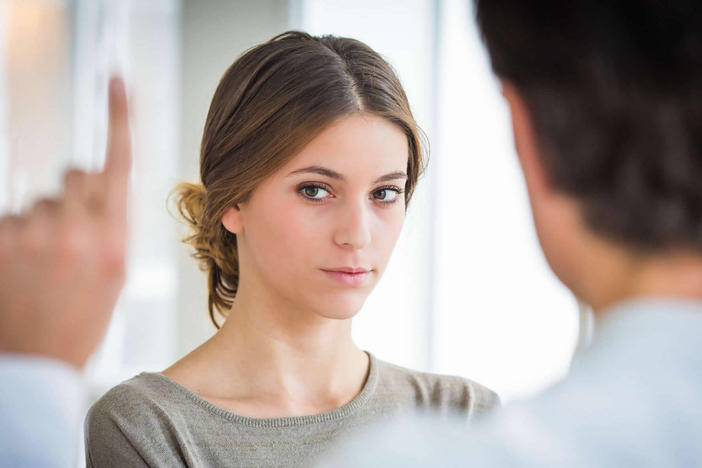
[288,166,407,184]
[373,171,407,184]
[288,166,344,180]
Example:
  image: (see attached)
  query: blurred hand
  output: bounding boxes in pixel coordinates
[0,77,132,369]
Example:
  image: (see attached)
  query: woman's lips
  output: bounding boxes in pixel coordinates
[321,268,372,286]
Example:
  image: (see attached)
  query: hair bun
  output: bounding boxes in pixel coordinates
[172,182,206,228]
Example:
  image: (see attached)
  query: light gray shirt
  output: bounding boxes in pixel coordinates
[320,299,702,467]
[0,356,83,468]
[85,353,498,467]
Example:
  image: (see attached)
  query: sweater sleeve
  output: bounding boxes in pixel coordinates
[470,380,501,416]
[84,377,196,467]
[84,398,151,468]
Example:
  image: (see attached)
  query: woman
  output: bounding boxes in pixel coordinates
[85,31,498,467]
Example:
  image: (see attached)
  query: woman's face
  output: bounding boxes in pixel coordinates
[227,113,409,320]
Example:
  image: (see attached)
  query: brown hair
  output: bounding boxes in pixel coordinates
[173,31,426,328]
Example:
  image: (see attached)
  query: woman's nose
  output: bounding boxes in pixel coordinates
[332,199,371,250]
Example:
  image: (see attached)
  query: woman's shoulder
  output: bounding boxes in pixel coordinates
[89,373,173,417]
[86,371,191,438]
[372,356,500,417]
[85,373,190,467]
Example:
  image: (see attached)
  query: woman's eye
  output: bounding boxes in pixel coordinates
[372,188,400,202]
[300,185,330,200]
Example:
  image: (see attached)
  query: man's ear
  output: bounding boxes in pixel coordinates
[222,205,243,234]
[501,80,553,197]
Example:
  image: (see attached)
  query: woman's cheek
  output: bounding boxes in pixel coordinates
[272,204,322,253]
[378,207,404,243]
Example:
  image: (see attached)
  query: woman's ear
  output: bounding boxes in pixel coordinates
[222,205,243,234]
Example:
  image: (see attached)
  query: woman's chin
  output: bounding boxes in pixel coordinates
[312,294,368,320]
[317,309,360,321]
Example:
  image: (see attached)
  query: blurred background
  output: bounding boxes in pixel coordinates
[0,0,581,416]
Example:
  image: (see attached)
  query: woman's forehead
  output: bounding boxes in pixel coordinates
[279,114,409,179]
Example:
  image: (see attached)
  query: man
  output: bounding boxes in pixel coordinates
[321,0,702,466]
[0,77,131,467]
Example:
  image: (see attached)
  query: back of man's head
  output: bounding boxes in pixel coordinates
[475,0,702,254]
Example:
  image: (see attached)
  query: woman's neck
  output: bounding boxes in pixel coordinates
[163,285,369,417]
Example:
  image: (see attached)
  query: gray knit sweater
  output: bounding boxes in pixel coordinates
[85,353,499,467]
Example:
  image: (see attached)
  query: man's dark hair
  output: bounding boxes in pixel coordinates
[474,0,702,252]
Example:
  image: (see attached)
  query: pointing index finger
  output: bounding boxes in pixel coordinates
[104,76,132,218]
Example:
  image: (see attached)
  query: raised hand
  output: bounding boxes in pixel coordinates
[0,77,132,368]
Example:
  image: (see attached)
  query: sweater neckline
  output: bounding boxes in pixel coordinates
[141,351,378,428]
